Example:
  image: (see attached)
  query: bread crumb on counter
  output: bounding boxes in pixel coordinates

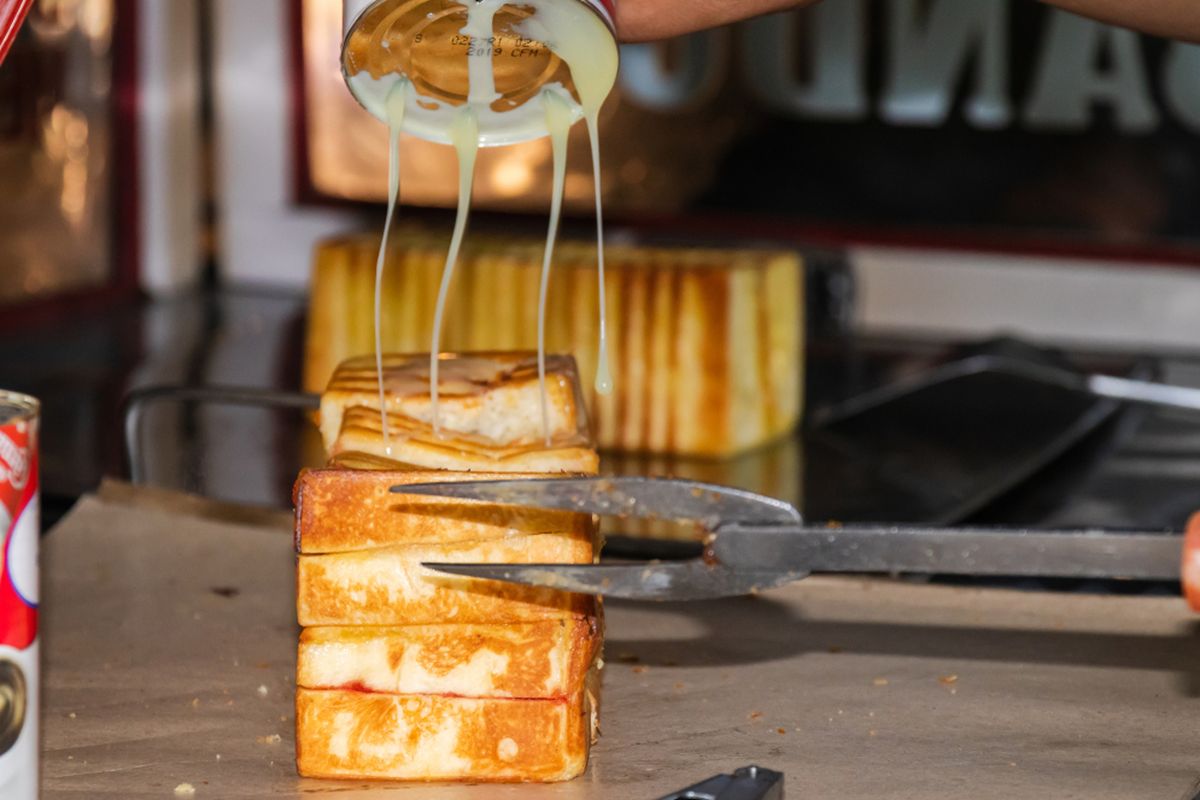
[174,783,196,797]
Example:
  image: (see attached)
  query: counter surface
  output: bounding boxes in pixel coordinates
[41,485,1200,799]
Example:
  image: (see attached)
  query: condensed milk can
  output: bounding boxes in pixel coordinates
[0,391,39,799]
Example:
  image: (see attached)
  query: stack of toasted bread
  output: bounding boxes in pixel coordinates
[294,352,603,782]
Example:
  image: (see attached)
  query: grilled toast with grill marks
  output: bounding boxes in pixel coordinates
[296,351,603,783]
[319,352,597,473]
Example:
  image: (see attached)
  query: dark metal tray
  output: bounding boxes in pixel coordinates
[802,351,1145,525]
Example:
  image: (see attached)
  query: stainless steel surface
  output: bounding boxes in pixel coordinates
[394,477,803,527]
[422,561,806,602]
[410,476,1184,601]
[658,765,784,800]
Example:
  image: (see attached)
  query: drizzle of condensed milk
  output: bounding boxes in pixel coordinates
[537,86,573,445]
[351,0,619,437]
[429,106,481,435]
[509,0,618,399]
[373,78,409,454]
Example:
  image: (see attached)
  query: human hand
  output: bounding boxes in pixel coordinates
[612,0,1200,43]
[613,0,817,42]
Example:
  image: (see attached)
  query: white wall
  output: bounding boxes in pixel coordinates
[854,247,1200,350]
[211,0,362,288]
[138,0,203,294]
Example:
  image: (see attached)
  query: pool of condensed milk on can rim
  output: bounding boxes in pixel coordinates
[340,0,617,145]
[0,391,38,800]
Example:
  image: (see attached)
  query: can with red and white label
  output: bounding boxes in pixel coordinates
[0,391,39,799]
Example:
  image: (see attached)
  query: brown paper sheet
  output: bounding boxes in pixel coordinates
[41,486,1200,799]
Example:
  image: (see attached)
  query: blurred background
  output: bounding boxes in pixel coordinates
[5,0,1200,534]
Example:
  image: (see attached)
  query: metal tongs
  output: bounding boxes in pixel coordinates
[392,476,1197,603]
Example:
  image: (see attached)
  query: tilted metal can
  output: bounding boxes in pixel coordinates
[0,391,39,799]
[341,0,618,146]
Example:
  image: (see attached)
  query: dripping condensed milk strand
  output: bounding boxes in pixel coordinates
[428,107,481,435]
[427,0,499,434]
[513,0,619,410]
[537,87,574,445]
[348,0,619,439]
[373,79,409,453]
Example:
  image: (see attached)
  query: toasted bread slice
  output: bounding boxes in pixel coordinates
[319,352,593,465]
[297,616,601,698]
[333,404,599,473]
[295,688,593,782]
[297,536,596,626]
[295,469,600,554]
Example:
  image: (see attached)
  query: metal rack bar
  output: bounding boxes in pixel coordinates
[121,384,318,485]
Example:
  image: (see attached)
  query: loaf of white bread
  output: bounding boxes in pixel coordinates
[295,352,602,782]
[304,231,804,457]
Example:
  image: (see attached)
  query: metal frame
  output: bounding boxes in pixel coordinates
[121,384,317,485]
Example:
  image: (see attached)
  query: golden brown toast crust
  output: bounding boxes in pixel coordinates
[297,616,601,698]
[295,689,591,782]
[294,469,599,554]
[297,537,597,626]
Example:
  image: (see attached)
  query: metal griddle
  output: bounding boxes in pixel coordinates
[121,340,1155,537]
